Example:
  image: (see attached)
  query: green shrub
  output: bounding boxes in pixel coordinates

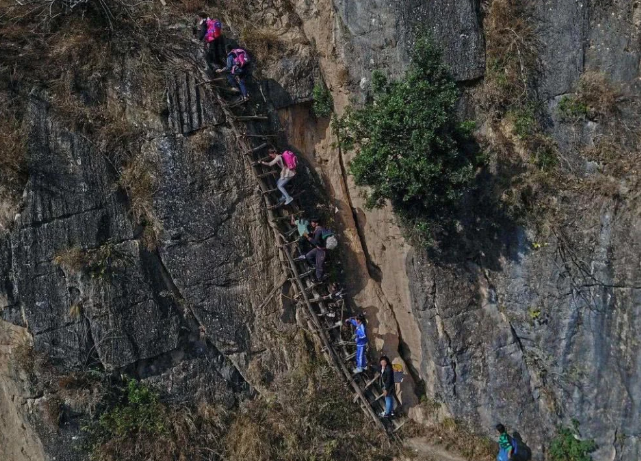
[95,379,167,439]
[313,82,334,118]
[549,424,597,461]
[335,36,480,242]
[511,105,538,139]
[557,95,589,120]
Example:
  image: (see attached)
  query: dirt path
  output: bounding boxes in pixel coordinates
[403,437,470,461]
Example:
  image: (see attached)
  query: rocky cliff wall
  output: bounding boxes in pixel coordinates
[1,0,640,460]
[289,0,641,460]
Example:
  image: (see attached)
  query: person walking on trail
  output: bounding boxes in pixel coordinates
[217,45,250,101]
[294,217,329,282]
[379,356,395,418]
[260,148,296,205]
[496,424,517,461]
[345,314,367,373]
[196,13,225,71]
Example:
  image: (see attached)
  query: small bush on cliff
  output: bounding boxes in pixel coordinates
[549,424,597,461]
[313,82,334,118]
[335,36,480,242]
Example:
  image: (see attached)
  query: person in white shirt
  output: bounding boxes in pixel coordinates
[261,148,295,205]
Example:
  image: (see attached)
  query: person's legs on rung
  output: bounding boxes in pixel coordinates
[204,43,216,70]
[315,248,326,280]
[385,395,394,416]
[305,248,317,267]
[356,345,366,369]
[213,37,226,67]
[277,176,293,202]
[235,70,248,98]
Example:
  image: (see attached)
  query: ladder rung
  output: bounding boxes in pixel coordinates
[257,171,278,178]
[262,188,278,194]
[392,418,408,433]
[363,374,380,391]
[244,143,268,155]
[273,212,302,221]
[343,352,356,362]
[235,115,269,121]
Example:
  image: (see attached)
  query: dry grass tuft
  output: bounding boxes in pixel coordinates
[118,153,162,250]
[577,71,621,118]
[0,115,28,194]
[53,241,132,279]
[240,26,284,63]
[479,0,539,118]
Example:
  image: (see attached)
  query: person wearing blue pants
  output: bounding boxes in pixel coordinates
[345,314,367,373]
[379,356,395,418]
[217,45,249,101]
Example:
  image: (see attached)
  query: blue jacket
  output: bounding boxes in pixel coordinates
[349,319,367,346]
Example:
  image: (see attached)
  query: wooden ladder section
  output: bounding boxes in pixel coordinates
[208,80,407,436]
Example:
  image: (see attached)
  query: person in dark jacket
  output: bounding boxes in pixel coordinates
[379,355,395,417]
[217,45,249,100]
[294,217,327,282]
[196,12,225,70]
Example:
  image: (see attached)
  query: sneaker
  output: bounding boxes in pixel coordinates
[293,255,306,262]
[379,411,389,418]
[284,197,294,205]
[277,196,286,203]
[353,367,363,374]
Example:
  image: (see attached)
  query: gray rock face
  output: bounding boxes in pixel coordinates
[407,194,641,460]
[0,56,284,459]
[332,0,485,84]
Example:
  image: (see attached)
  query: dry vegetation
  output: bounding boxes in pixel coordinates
[401,400,496,461]
[53,241,132,279]
[84,359,399,461]
[479,0,539,119]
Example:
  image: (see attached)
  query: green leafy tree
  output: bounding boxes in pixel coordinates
[336,36,480,241]
[549,424,597,461]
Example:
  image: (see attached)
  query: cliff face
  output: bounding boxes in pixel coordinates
[290,0,641,460]
[1,0,640,460]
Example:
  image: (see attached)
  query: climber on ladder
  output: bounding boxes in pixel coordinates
[290,212,311,252]
[217,45,250,102]
[345,314,367,373]
[379,356,395,418]
[260,148,297,205]
[294,217,337,283]
[196,12,225,71]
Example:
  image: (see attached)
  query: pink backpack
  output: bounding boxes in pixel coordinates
[205,19,222,42]
[232,48,250,67]
[282,151,298,170]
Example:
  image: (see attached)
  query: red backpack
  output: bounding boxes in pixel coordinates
[282,151,298,171]
[205,19,222,42]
